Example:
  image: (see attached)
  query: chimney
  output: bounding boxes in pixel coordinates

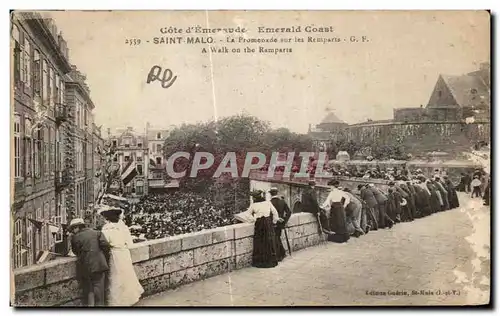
[107,128,110,137]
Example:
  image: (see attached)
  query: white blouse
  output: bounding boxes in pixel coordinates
[102,220,134,250]
[246,201,280,224]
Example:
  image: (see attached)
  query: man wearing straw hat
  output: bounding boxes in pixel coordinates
[69,218,110,306]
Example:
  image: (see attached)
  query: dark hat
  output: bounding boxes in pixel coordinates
[308,180,316,186]
[327,180,340,187]
[388,181,395,186]
[97,205,123,217]
[250,190,264,198]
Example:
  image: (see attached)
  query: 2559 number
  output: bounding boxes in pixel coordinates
[125,38,141,46]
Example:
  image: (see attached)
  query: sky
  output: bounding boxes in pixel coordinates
[47,10,490,134]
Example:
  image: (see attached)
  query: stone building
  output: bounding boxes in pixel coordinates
[146,123,174,193]
[11,13,103,269]
[308,110,348,150]
[426,63,490,121]
[64,66,96,223]
[107,127,149,196]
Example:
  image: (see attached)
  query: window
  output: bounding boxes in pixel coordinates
[55,74,60,103]
[112,140,117,147]
[113,155,118,162]
[24,118,32,177]
[84,109,87,126]
[59,76,64,105]
[26,214,33,265]
[13,218,24,268]
[136,180,144,195]
[137,164,143,175]
[438,90,442,98]
[124,137,130,148]
[42,202,49,250]
[75,101,80,128]
[49,67,54,107]
[124,155,130,162]
[34,129,42,178]
[14,115,21,178]
[50,199,56,219]
[137,151,143,162]
[50,128,55,174]
[44,127,49,176]
[156,157,162,165]
[156,144,162,153]
[12,24,21,84]
[156,132,161,140]
[42,60,48,105]
[36,207,42,220]
[60,193,66,224]
[56,129,63,171]
[33,50,41,95]
[23,40,31,88]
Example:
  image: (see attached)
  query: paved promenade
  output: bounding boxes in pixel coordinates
[138,194,490,306]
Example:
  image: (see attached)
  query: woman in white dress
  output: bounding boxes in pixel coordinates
[99,206,144,306]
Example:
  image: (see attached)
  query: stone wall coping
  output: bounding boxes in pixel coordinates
[14,212,319,293]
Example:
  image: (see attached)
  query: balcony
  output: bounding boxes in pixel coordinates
[55,103,68,126]
[55,169,70,192]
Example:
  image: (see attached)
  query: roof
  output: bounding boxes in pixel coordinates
[147,129,171,140]
[349,119,394,127]
[441,73,490,108]
[319,111,346,125]
[109,127,143,139]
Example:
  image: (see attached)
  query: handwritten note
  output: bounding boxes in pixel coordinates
[146,65,177,89]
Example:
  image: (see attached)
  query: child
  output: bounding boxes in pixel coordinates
[471,176,482,198]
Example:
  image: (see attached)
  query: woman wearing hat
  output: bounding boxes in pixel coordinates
[99,206,144,306]
[245,190,283,268]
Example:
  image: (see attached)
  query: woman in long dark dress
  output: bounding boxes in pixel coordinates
[426,180,441,213]
[320,181,351,243]
[443,176,460,209]
[245,190,283,268]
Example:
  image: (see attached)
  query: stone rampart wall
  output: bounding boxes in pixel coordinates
[13,212,324,306]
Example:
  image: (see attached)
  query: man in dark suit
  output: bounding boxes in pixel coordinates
[269,187,291,261]
[69,218,110,306]
[301,180,320,215]
[358,184,379,230]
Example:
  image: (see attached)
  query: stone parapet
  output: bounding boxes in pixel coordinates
[13,212,324,306]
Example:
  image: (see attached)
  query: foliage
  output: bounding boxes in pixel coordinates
[162,114,314,181]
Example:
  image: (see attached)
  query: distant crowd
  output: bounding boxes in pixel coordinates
[123,191,237,241]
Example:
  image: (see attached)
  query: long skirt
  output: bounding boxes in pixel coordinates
[328,202,350,243]
[483,183,490,205]
[415,192,432,217]
[252,216,279,268]
[448,188,460,208]
[429,191,441,213]
[107,248,144,306]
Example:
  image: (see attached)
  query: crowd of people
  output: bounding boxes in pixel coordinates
[124,191,237,241]
[236,167,475,269]
[122,167,488,243]
[302,170,487,245]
